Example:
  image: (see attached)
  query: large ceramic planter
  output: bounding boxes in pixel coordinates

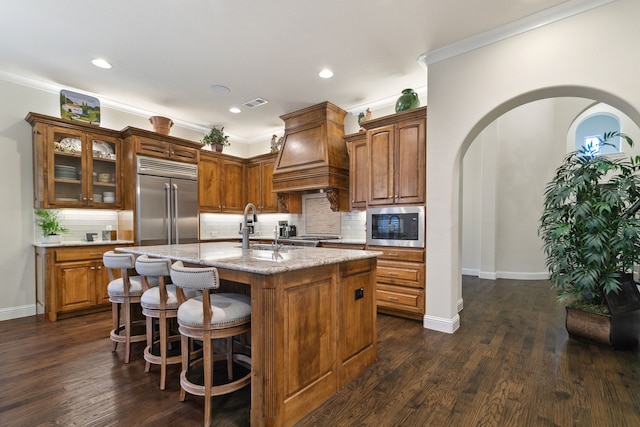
[566,306,639,349]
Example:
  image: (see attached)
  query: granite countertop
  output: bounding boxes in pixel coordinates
[116,242,381,275]
[33,240,135,248]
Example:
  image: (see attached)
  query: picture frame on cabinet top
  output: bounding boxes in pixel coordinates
[60,89,101,125]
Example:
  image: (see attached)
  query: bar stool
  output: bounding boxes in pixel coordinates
[103,251,149,364]
[170,261,251,427]
[135,255,186,390]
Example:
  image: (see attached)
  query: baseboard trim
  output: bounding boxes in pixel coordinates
[0,304,36,321]
[462,269,549,281]
[497,271,550,280]
[423,313,460,334]
[457,298,464,312]
[479,271,498,280]
[461,268,479,276]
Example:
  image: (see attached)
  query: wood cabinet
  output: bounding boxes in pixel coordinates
[198,151,245,213]
[35,243,130,321]
[119,127,200,165]
[246,153,279,213]
[26,113,123,209]
[135,136,199,163]
[345,131,368,211]
[361,107,426,206]
[368,245,425,320]
[319,242,366,250]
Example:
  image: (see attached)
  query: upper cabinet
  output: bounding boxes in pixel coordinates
[344,131,368,211]
[26,113,122,209]
[120,127,199,164]
[361,107,426,206]
[198,151,245,213]
[246,153,279,213]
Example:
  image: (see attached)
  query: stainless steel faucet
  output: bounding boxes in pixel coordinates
[242,203,257,250]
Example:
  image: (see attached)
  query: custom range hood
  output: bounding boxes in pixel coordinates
[272,102,350,212]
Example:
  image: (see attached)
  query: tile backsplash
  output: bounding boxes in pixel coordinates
[33,195,367,243]
[201,194,366,240]
[33,209,119,242]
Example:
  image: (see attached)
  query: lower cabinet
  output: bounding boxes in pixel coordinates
[369,246,425,320]
[35,243,130,321]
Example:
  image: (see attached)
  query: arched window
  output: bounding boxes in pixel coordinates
[575,113,621,155]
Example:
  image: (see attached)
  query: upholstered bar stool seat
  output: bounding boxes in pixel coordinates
[103,251,151,364]
[170,261,251,427]
[136,255,189,390]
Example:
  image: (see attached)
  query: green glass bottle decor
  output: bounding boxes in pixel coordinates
[395,88,420,113]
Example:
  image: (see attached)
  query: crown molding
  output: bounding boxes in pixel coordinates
[418,0,616,66]
[0,70,210,134]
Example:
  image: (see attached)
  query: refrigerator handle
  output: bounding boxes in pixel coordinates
[172,183,179,244]
[164,183,171,245]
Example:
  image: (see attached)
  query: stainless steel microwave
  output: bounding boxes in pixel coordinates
[366,205,425,248]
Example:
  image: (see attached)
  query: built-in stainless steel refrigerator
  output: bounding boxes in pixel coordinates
[136,156,198,246]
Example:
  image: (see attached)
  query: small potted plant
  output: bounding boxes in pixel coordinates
[201,126,230,152]
[35,208,69,244]
[539,131,640,348]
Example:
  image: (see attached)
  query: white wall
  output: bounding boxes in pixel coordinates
[425,0,640,333]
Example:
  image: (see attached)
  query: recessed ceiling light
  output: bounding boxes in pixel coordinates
[229,107,241,114]
[91,58,112,69]
[211,84,231,94]
[319,69,333,79]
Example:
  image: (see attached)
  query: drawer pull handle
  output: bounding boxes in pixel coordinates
[388,253,398,257]
[388,296,398,301]
[388,272,398,276]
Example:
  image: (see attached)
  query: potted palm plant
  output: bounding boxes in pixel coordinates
[201,126,230,152]
[539,131,640,348]
[35,209,69,244]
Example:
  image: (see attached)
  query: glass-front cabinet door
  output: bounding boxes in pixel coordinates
[89,135,120,207]
[45,124,120,208]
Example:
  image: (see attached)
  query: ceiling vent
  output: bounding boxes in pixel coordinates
[243,98,269,108]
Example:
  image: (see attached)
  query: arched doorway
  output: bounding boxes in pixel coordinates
[457,89,640,315]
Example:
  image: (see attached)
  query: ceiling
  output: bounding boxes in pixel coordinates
[1,0,573,142]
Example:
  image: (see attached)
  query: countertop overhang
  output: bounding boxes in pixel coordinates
[116,242,380,275]
[33,240,134,248]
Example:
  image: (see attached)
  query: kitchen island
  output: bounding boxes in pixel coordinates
[117,242,380,427]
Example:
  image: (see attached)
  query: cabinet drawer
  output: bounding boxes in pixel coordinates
[377,260,424,288]
[55,245,123,262]
[376,284,424,312]
[171,145,199,163]
[137,138,169,157]
[367,246,424,263]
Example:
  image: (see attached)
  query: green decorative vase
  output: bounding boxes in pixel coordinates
[395,88,420,113]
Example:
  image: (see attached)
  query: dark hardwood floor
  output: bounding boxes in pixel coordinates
[1,277,638,426]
